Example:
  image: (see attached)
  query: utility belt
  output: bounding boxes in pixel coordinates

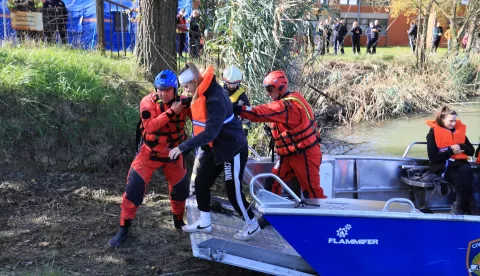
[149,149,177,163]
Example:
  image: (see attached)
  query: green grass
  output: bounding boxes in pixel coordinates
[309,46,448,62]
[0,46,149,153]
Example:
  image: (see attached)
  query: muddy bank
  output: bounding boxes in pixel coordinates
[0,169,260,275]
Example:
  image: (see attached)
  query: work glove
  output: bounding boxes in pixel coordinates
[181,97,192,107]
[169,147,182,160]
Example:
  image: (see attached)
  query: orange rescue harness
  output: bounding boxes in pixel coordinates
[271,92,321,156]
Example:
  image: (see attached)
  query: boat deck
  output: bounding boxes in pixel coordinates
[186,196,317,276]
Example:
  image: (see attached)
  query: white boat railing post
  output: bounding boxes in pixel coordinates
[249,173,302,205]
[402,141,425,158]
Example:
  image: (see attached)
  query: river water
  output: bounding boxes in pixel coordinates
[330,100,480,158]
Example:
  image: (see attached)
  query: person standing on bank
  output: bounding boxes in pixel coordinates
[407,20,418,53]
[169,62,261,241]
[366,20,381,54]
[432,21,443,53]
[350,21,362,55]
[426,105,475,215]
[108,70,191,247]
[176,8,188,57]
[333,19,347,55]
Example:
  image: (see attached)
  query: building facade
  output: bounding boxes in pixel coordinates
[313,0,414,47]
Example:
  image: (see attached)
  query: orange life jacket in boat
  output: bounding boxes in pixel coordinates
[426,119,469,160]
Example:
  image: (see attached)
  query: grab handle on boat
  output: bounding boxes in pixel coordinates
[403,141,479,159]
[382,198,416,213]
[402,142,426,158]
[249,173,302,205]
[248,145,262,160]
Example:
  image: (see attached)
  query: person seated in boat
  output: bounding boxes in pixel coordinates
[233,70,326,199]
[169,62,261,241]
[426,105,476,215]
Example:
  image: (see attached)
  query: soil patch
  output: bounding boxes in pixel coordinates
[0,168,261,276]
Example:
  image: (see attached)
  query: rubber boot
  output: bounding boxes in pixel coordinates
[108,219,130,247]
[172,213,186,230]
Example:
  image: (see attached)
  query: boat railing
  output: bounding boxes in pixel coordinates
[247,145,262,160]
[249,173,301,205]
[403,141,480,159]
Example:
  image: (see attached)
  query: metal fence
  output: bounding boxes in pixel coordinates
[1,0,135,56]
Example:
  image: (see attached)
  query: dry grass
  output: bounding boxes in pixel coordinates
[293,55,479,126]
[0,169,260,276]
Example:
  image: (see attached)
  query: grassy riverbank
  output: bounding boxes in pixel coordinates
[0,45,479,276]
[1,46,479,168]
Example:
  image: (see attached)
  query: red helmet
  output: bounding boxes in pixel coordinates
[262,70,289,94]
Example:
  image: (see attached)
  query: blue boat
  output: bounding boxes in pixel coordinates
[186,142,480,276]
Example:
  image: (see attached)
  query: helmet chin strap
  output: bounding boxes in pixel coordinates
[280,91,291,99]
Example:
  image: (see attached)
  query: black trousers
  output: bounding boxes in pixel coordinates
[352,37,360,54]
[409,36,416,52]
[432,38,441,52]
[177,33,186,56]
[367,38,378,54]
[444,163,473,213]
[325,36,330,53]
[334,36,344,55]
[194,146,255,222]
[189,36,201,58]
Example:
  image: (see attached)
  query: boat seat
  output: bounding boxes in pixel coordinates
[400,176,435,188]
[400,165,435,188]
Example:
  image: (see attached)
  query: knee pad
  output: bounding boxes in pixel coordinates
[171,174,190,201]
[125,169,146,207]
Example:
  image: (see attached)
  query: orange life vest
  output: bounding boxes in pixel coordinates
[142,95,187,151]
[426,119,469,160]
[191,66,234,147]
[176,15,187,33]
[271,92,322,156]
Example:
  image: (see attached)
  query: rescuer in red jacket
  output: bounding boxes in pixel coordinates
[108,70,191,247]
[233,70,326,199]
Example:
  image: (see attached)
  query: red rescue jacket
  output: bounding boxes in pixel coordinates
[139,92,190,155]
[240,92,321,156]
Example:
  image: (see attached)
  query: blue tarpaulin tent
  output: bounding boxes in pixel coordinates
[0,0,193,51]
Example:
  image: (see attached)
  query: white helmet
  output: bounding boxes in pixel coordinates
[222,65,243,84]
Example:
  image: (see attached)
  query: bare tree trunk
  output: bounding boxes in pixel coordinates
[466,14,479,51]
[416,0,422,70]
[449,0,459,53]
[418,0,433,72]
[96,0,105,53]
[135,0,177,80]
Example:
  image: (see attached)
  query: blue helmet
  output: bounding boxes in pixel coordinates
[154,70,178,90]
